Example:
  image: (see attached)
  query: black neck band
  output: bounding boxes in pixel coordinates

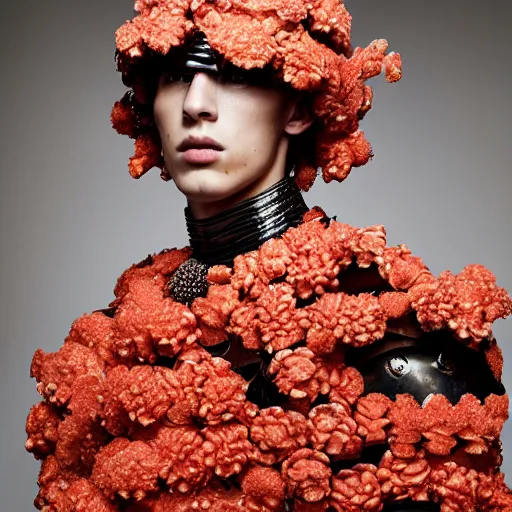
[185,178,308,266]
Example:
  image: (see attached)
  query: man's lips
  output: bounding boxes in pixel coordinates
[177,136,224,165]
[181,148,222,165]
[176,135,225,152]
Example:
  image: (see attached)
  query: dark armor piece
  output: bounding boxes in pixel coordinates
[347,331,505,405]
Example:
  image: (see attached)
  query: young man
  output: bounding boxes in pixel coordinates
[26,1,511,511]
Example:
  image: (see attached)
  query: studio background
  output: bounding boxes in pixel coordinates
[1,1,511,509]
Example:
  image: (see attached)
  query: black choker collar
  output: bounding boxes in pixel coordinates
[185,178,309,266]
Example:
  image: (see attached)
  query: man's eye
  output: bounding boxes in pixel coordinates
[220,72,250,86]
[161,69,253,87]
[163,71,196,84]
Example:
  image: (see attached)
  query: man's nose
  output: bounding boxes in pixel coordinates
[182,72,219,122]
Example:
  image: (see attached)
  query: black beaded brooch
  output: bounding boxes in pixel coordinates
[167,258,209,306]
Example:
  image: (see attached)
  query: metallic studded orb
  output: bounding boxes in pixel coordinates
[386,355,411,377]
[435,352,455,375]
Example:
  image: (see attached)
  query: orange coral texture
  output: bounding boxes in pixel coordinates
[27,213,512,510]
[111,0,402,188]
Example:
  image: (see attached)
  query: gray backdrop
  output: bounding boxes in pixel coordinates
[1,1,511,509]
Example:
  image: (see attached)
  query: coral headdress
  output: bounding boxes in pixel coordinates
[111,0,402,190]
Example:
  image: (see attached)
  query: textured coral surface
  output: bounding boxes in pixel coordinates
[27,212,512,510]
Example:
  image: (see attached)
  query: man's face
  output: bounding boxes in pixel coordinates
[153,61,297,211]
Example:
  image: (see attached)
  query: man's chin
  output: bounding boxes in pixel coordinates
[176,175,240,205]
[174,167,276,217]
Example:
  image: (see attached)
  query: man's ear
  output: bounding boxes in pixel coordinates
[284,96,314,135]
